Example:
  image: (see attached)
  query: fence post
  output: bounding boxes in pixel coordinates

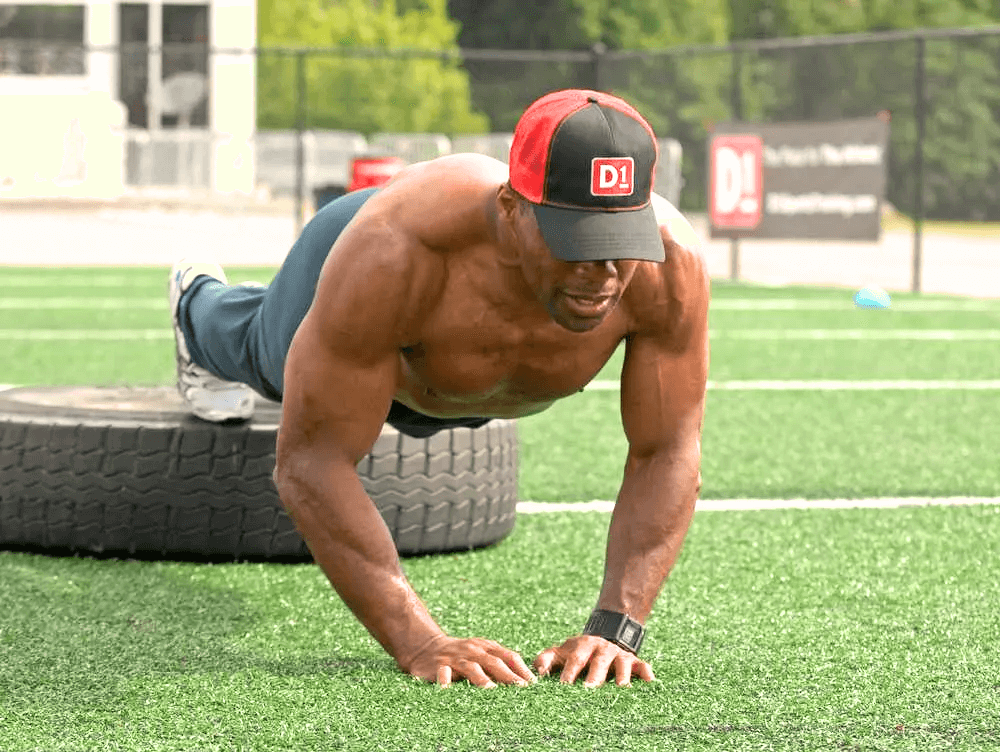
[912,35,926,294]
[294,50,307,237]
[591,42,607,92]
[729,46,744,282]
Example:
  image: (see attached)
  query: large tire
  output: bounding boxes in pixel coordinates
[0,386,518,561]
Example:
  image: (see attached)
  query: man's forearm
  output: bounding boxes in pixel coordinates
[596,448,701,622]
[276,464,445,669]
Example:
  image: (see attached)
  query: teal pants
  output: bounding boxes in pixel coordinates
[178,188,490,438]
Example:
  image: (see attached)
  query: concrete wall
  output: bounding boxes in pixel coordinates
[0,0,255,200]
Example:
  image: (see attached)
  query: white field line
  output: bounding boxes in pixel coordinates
[1,296,996,312]
[586,379,1000,391]
[0,330,171,340]
[1,328,998,343]
[711,299,1000,311]
[3,379,997,392]
[0,298,166,310]
[714,329,1000,340]
[0,275,163,287]
[518,497,1000,514]
[0,297,996,312]
[0,384,991,514]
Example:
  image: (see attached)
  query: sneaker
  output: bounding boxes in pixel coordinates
[169,259,256,422]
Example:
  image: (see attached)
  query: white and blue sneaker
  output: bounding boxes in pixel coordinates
[169,259,256,422]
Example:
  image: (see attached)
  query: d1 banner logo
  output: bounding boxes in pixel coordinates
[710,134,763,229]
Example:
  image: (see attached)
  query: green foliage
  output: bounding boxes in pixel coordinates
[257,0,487,135]
[727,0,1000,219]
[448,0,731,210]
[447,0,592,49]
[729,0,1000,38]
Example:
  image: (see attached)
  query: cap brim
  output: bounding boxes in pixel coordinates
[532,202,664,263]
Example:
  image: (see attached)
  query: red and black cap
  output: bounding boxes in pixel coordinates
[509,89,663,263]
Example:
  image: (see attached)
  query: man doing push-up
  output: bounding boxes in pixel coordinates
[168,89,710,689]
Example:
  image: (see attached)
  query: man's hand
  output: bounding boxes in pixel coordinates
[533,635,655,688]
[405,635,537,688]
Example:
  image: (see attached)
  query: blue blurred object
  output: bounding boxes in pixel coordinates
[854,286,892,309]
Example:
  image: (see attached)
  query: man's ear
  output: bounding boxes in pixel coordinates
[496,182,522,222]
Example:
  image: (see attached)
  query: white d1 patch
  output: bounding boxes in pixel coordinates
[590,157,635,196]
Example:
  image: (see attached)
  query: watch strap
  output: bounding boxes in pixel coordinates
[582,609,645,655]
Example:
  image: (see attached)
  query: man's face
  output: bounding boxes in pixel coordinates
[508,197,640,333]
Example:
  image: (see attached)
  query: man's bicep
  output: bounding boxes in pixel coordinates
[620,329,708,458]
[280,314,398,468]
[277,223,420,470]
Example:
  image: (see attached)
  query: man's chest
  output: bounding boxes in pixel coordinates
[394,308,627,418]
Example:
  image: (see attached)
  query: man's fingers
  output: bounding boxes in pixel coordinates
[559,648,593,685]
[436,664,452,688]
[613,654,633,687]
[634,659,656,683]
[533,649,559,677]
[583,648,618,688]
[492,647,536,684]
[611,654,656,686]
[478,653,531,686]
[456,660,497,689]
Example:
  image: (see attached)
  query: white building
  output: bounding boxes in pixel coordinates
[0,0,255,199]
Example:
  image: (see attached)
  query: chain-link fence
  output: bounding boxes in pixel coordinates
[3,25,1000,225]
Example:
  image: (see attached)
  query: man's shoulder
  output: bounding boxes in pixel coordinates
[625,195,710,338]
[357,153,506,249]
[395,153,509,195]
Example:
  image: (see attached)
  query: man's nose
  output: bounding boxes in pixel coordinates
[572,260,617,278]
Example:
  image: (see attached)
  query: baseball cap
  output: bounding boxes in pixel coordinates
[508,89,663,263]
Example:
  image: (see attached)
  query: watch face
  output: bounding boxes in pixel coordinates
[620,622,640,646]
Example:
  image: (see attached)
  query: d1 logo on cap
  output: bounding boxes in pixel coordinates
[591,157,634,197]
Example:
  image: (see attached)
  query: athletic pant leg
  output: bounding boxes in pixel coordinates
[178,188,379,401]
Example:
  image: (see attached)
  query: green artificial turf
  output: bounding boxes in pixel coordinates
[518,389,1000,501]
[2,505,998,751]
[3,269,999,502]
[593,338,1000,382]
[2,268,999,750]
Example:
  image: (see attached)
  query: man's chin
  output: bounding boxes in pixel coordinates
[551,308,609,333]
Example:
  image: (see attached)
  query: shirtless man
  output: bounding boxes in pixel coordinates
[168,89,709,689]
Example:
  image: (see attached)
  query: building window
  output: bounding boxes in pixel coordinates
[118,2,208,129]
[0,4,85,75]
[161,4,208,128]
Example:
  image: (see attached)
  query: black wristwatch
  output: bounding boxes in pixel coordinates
[582,609,645,655]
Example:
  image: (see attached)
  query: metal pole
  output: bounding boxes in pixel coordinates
[147,0,162,132]
[912,35,926,294]
[294,50,307,237]
[591,42,606,92]
[730,47,744,281]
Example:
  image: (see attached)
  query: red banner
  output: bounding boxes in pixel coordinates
[709,134,764,230]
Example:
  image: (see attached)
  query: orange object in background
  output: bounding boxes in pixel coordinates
[348,155,406,191]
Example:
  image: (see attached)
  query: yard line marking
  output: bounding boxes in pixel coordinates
[0,275,163,287]
[0,298,994,312]
[713,329,1000,340]
[517,497,1000,514]
[0,297,994,312]
[585,379,1000,391]
[0,329,171,340]
[0,299,167,310]
[4,328,997,343]
[711,299,1000,311]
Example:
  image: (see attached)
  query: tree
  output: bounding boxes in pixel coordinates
[257,0,487,135]
[447,0,731,208]
[728,0,1000,219]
